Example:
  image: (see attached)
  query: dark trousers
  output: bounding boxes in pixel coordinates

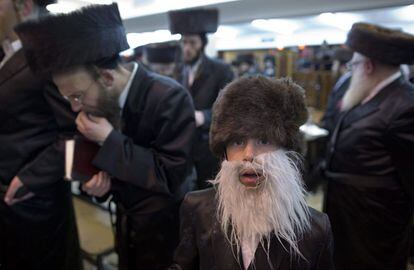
[0,182,83,270]
[116,201,181,270]
[325,180,413,270]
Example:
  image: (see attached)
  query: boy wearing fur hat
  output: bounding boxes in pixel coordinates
[168,8,234,190]
[0,0,82,269]
[170,76,334,270]
[324,23,414,270]
[16,3,196,270]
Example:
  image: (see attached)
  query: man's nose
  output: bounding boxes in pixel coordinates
[243,140,256,162]
[71,102,82,112]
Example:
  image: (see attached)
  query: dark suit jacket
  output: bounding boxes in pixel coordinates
[0,49,75,193]
[0,49,81,270]
[170,188,334,270]
[176,55,234,156]
[91,65,196,269]
[325,76,414,270]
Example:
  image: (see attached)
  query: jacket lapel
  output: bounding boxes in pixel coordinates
[248,235,289,270]
[0,50,27,86]
[340,77,402,130]
[190,55,212,96]
[211,218,243,269]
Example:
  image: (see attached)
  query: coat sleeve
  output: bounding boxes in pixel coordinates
[169,194,199,270]
[387,104,414,201]
[200,64,234,131]
[17,83,77,193]
[315,214,335,270]
[92,85,196,195]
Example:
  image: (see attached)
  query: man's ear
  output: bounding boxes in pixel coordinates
[97,69,115,87]
[364,59,375,75]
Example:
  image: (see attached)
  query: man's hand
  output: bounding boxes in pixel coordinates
[195,110,205,128]
[4,176,34,206]
[76,111,113,144]
[82,171,111,197]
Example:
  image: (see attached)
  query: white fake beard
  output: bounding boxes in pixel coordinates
[210,150,310,260]
[341,71,374,111]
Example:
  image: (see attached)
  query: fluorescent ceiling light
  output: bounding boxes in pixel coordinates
[251,19,301,35]
[214,26,239,39]
[395,4,414,21]
[126,30,181,48]
[46,2,80,13]
[317,12,362,31]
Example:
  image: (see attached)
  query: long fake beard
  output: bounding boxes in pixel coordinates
[210,150,310,261]
[341,71,374,111]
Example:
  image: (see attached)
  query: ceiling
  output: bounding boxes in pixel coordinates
[49,0,414,51]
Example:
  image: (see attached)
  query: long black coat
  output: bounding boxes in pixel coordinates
[325,76,414,270]
[91,65,196,270]
[170,188,334,270]
[0,50,82,270]
[176,55,234,188]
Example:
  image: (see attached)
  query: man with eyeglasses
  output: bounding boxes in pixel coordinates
[0,0,82,269]
[16,3,195,270]
[324,22,414,270]
[168,8,234,190]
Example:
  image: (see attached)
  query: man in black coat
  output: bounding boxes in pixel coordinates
[0,1,82,269]
[324,22,414,270]
[16,3,195,270]
[169,8,234,189]
[170,76,334,270]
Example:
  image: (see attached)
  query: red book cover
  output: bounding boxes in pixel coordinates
[65,137,100,182]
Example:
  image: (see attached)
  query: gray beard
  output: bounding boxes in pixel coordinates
[210,150,311,260]
[341,74,374,111]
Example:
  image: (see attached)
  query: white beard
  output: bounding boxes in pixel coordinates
[341,71,374,111]
[210,150,311,260]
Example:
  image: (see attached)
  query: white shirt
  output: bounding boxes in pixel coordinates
[241,236,260,270]
[362,71,401,104]
[186,57,202,87]
[118,62,138,110]
[0,39,22,69]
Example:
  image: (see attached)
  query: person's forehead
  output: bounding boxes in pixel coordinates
[182,34,201,42]
[53,67,90,85]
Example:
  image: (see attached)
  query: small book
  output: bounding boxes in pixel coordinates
[65,137,100,182]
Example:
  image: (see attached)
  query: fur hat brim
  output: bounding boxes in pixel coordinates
[346,22,414,65]
[168,8,218,34]
[210,76,308,157]
[15,3,129,75]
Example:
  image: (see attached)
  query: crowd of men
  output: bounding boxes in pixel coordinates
[0,1,414,270]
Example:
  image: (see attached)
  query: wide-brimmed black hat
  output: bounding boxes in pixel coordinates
[145,42,178,64]
[168,8,219,34]
[15,3,129,75]
[34,0,56,7]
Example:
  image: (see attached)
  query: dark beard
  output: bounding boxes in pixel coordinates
[185,49,203,66]
[84,87,122,130]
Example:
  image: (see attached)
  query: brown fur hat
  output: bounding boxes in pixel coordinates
[346,22,414,65]
[210,76,308,157]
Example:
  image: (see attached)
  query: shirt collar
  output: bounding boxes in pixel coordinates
[361,70,401,104]
[118,62,138,109]
[0,39,22,68]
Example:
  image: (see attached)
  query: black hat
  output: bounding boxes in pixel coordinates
[15,3,129,75]
[346,22,414,65]
[134,45,145,58]
[34,0,56,7]
[145,42,178,64]
[168,8,219,34]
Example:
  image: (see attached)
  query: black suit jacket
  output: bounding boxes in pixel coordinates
[0,50,75,193]
[93,64,196,210]
[170,188,334,270]
[176,55,234,157]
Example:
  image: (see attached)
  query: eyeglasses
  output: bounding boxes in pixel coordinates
[346,60,365,71]
[62,80,94,105]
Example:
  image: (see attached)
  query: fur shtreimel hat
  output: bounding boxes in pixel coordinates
[145,42,178,64]
[15,3,129,75]
[346,22,414,65]
[210,76,308,157]
[168,8,218,34]
[33,0,56,7]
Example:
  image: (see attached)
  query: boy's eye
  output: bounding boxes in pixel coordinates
[258,139,269,145]
[232,140,244,146]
